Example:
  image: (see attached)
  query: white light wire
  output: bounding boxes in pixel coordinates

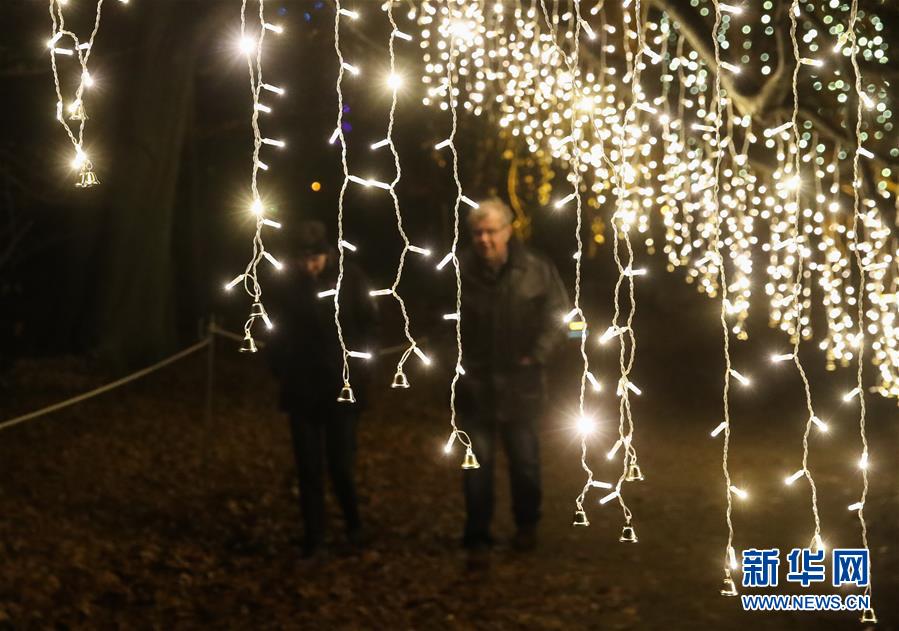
[441,0,475,463]
[709,0,740,592]
[536,0,603,527]
[607,0,649,532]
[235,0,283,351]
[47,0,107,183]
[379,2,428,385]
[847,0,875,617]
[785,0,825,560]
[332,0,354,399]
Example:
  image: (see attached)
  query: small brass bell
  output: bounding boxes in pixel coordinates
[572,509,590,527]
[860,608,877,624]
[69,101,88,121]
[625,462,645,482]
[250,302,266,318]
[721,575,738,597]
[461,446,480,470]
[239,332,257,353]
[337,384,356,403]
[75,163,100,188]
[391,371,410,389]
[619,524,638,543]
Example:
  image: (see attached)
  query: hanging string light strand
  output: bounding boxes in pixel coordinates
[47,0,122,187]
[369,2,431,390]
[846,0,876,622]
[227,0,285,355]
[438,0,478,470]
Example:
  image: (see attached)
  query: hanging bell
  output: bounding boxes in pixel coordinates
[720,575,739,597]
[75,163,100,188]
[250,302,266,318]
[337,384,356,403]
[69,101,88,121]
[860,608,877,624]
[461,446,480,470]
[391,371,410,389]
[625,461,645,482]
[572,509,590,527]
[619,524,638,543]
[239,332,257,353]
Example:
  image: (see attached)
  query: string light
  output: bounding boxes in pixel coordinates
[847,0,876,620]
[331,0,365,402]
[773,0,828,579]
[47,0,122,187]
[536,0,609,534]
[709,0,741,598]
[437,0,478,470]
[228,0,285,355]
[408,0,896,600]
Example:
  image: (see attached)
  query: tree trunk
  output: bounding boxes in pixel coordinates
[93,2,200,367]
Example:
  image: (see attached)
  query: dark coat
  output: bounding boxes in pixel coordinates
[456,239,569,422]
[264,252,378,412]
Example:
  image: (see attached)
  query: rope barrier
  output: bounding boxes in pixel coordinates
[0,338,211,433]
[0,324,430,433]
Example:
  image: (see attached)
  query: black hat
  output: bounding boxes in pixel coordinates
[293,220,330,255]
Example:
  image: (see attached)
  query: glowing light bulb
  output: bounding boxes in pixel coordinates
[599,490,620,505]
[771,353,795,363]
[810,416,828,432]
[710,421,728,438]
[554,192,577,209]
[729,485,748,500]
[225,274,245,291]
[729,369,750,386]
[262,251,282,270]
[727,546,738,570]
[387,72,403,89]
[238,36,256,55]
[460,195,479,209]
[436,252,454,270]
[576,415,596,436]
[785,469,805,485]
[413,346,432,365]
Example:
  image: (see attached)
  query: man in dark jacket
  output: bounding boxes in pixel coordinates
[457,198,569,557]
[265,220,378,558]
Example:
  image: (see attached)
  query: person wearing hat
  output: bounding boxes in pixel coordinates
[265,220,378,558]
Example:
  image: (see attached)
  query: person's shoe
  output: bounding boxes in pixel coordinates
[347,525,372,549]
[465,542,491,572]
[512,525,537,551]
[300,540,327,561]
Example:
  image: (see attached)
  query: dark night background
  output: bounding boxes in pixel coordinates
[0,1,896,629]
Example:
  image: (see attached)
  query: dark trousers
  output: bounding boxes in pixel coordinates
[288,404,361,546]
[462,414,541,546]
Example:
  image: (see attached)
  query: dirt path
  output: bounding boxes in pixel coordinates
[0,349,895,630]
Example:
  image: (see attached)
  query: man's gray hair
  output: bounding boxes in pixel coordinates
[467,197,514,227]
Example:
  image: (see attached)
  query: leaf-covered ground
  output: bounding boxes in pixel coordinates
[0,343,896,630]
